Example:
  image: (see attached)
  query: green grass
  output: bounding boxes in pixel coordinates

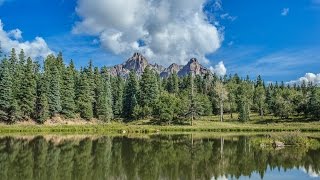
[0,113,319,134]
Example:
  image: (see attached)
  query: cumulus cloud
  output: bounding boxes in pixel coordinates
[210,61,226,76]
[287,73,320,85]
[281,8,289,16]
[0,19,52,59]
[73,0,222,66]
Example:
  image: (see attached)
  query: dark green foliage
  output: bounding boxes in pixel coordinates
[61,65,76,118]
[1,47,320,124]
[154,92,177,124]
[271,88,295,119]
[166,72,179,94]
[18,57,36,119]
[307,87,320,118]
[123,71,139,120]
[0,59,20,122]
[35,75,49,123]
[139,67,159,116]
[76,73,93,120]
[94,68,113,122]
[111,75,124,117]
[237,81,252,122]
[48,65,62,116]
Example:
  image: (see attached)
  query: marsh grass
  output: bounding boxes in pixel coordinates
[0,113,319,134]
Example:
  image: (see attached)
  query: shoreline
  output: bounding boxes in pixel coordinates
[1,120,320,134]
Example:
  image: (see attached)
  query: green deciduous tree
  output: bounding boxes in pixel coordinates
[214,81,228,122]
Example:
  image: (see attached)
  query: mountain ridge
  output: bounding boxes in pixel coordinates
[108,53,212,77]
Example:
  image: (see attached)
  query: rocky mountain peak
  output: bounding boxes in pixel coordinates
[188,58,198,64]
[123,53,149,73]
[178,58,211,76]
[108,53,212,78]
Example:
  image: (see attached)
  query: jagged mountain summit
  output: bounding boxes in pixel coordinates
[108,53,212,77]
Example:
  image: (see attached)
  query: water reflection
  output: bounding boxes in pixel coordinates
[0,134,319,180]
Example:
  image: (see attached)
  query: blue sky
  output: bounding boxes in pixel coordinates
[0,0,319,82]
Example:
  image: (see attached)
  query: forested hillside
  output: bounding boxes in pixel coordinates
[0,48,320,124]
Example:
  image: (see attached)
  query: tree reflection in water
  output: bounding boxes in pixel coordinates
[0,134,319,180]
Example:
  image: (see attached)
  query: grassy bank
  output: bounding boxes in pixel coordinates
[0,114,319,134]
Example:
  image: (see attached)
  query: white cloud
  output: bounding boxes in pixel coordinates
[210,61,226,76]
[220,13,237,21]
[0,19,52,59]
[7,29,22,39]
[301,167,320,178]
[73,0,222,66]
[214,0,223,11]
[287,73,320,85]
[281,8,290,16]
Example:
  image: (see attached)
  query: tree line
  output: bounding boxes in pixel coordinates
[0,48,320,124]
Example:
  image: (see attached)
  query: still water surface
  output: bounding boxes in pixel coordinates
[0,134,319,180]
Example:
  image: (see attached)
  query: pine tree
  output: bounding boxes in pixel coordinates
[123,71,139,120]
[254,76,266,117]
[0,59,19,122]
[76,72,93,120]
[18,57,36,118]
[61,65,76,118]
[166,72,179,94]
[139,67,159,116]
[307,87,320,118]
[9,48,19,98]
[111,75,124,117]
[48,65,62,116]
[35,74,49,123]
[95,68,113,122]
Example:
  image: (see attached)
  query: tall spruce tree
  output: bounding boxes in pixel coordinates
[9,48,20,99]
[94,68,113,122]
[18,57,36,118]
[139,67,159,116]
[0,59,19,122]
[35,74,49,123]
[166,72,179,94]
[254,76,266,117]
[76,72,93,120]
[48,66,62,116]
[111,75,124,117]
[123,71,139,120]
[61,65,76,118]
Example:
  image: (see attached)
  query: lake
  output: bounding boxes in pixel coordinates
[0,134,319,180]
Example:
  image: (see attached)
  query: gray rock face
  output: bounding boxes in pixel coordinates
[108,53,211,78]
[160,63,183,77]
[108,53,148,77]
[177,58,211,77]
